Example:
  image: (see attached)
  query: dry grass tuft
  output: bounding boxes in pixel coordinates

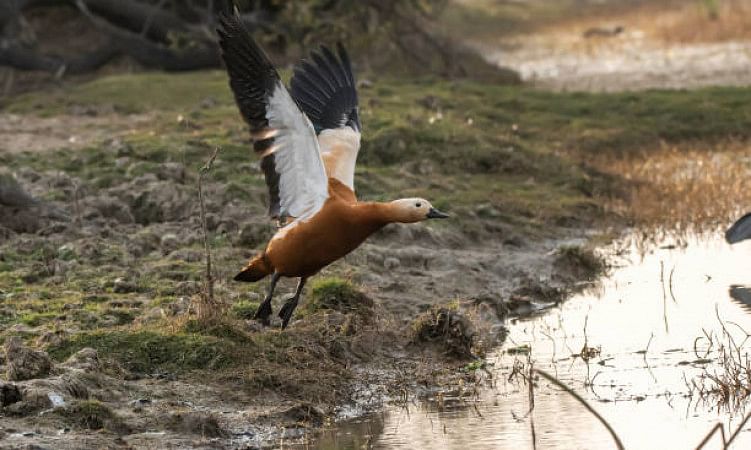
[639,0,751,45]
[688,308,751,411]
[411,304,475,359]
[195,146,226,324]
[594,140,751,236]
[539,0,751,45]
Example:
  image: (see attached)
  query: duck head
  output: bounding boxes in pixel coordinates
[389,198,449,223]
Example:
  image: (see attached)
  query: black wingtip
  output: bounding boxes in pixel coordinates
[289,42,360,134]
[216,11,283,221]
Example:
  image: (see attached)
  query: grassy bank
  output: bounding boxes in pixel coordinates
[1,70,750,409]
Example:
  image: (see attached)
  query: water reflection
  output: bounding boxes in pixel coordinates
[310,232,751,449]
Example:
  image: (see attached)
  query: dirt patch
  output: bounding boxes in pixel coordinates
[0,158,593,448]
[479,35,751,92]
[0,113,153,154]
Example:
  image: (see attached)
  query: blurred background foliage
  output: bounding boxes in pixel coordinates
[0,0,515,82]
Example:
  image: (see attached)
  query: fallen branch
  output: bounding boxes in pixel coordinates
[534,369,625,450]
[75,0,219,71]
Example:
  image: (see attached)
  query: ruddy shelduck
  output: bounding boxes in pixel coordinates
[217,15,449,328]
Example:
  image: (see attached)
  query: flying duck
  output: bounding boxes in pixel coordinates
[217,15,449,329]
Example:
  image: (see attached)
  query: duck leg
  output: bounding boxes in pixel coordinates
[279,277,307,329]
[254,272,280,326]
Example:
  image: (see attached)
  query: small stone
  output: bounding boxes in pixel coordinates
[174,281,200,296]
[108,138,133,156]
[35,330,67,348]
[199,97,218,109]
[90,196,134,224]
[4,337,53,381]
[205,213,219,231]
[160,233,180,254]
[384,257,400,270]
[158,162,186,183]
[236,221,270,247]
[113,277,138,293]
[475,204,501,218]
[168,249,203,262]
[0,382,21,406]
[114,156,130,169]
[276,402,325,427]
[63,348,100,372]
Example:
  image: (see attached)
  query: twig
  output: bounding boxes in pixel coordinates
[660,260,669,332]
[668,265,677,303]
[639,332,658,383]
[72,179,82,227]
[535,369,625,450]
[528,362,537,450]
[726,409,751,446]
[695,423,727,450]
[198,146,220,317]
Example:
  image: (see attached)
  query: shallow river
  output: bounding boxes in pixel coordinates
[308,233,751,449]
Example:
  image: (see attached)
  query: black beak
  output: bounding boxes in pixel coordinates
[426,207,449,219]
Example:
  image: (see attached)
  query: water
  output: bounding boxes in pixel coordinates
[310,233,751,449]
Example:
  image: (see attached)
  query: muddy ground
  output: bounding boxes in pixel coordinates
[0,77,608,449]
[1,1,751,448]
[0,133,597,449]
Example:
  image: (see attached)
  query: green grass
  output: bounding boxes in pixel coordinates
[2,71,232,115]
[231,301,259,320]
[19,312,59,327]
[47,330,236,373]
[7,72,746,238]
[304,277,372,314]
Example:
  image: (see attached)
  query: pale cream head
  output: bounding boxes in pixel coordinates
[389,198,449,223]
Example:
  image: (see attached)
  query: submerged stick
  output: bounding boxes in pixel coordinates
[534,369,624,450]
[694,423,727,450]
[726,410,751,448]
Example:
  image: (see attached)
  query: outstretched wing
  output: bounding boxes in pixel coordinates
[290,44,361,192]
[218,15,328,222]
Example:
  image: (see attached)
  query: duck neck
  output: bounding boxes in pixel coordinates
[354,202,400,227]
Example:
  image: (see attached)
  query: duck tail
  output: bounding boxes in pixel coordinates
[234,253,272,282]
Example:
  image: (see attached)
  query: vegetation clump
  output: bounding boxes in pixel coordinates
[230,300,259,320]
[47,331,234,374]
[553,245,606,281]
[57,400,129,433]
[411,304,475,359]
[165,411,226,438]
[305,277,373,315]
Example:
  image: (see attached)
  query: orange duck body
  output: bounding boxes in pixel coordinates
[240,179,387,280]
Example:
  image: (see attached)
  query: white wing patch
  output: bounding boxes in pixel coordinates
[318,127,361,192]
[266,81,329,221]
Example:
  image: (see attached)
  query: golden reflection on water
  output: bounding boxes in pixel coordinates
[313,232,751,449]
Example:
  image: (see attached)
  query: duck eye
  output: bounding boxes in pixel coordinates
[415,202,422,208]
